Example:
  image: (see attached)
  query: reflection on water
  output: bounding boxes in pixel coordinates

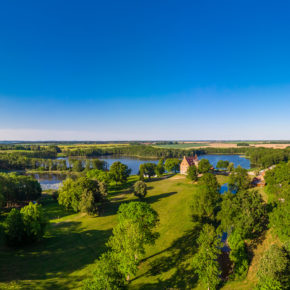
[32,154,250,190]
[219,183,237,194]
[27,173,68,190]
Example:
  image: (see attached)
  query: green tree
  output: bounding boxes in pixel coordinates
[265,162,290,201]
[193,224,221,289]
[257,245,289,289]
[216,160,229,170]
[227,162,234,172]
[187,164,198,182]
[228,165,251,192]
[218,190,267,239]
[107,202,159,281]
[155,158,165,177]
[4,203,47,246]
[83,252,125,290]
[4,208,25,245]
[72,160,84,172]
[20,202,47,242]
[91,159,107,170]
[133,181,147,199]
[86,169,112,185]
[228,230,249,279]
[85,160,91,171]
[58,177,107,214]
[198,159,212,173]
[110,162,131,185]
[199,173,220,193]
[269,201,290,248]
[139,163,156,179]
[164,158,180,173]
[191,184,220,223]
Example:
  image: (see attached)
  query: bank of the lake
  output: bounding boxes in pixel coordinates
[29,154,250,190]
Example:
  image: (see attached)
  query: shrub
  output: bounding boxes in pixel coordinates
[133,181,147,199]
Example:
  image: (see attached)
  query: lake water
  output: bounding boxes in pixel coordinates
[34,154,250,190]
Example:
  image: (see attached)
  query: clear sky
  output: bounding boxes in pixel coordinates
[1,0,290,140]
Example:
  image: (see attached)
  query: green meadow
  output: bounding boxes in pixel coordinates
[0,174,268,289]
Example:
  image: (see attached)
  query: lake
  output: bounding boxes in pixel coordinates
[34,154,250,190]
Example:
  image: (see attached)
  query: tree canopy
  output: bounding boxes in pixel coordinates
[198,159,212,173]
[110,162,131,184]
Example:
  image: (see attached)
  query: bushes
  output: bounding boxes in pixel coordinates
[256,245,289,289]
[4,202,47,246]
[133,181,147,199]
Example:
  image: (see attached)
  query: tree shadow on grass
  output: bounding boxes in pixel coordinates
[0,221,112,286]
[102,191,178,217]
[132,224,201,289]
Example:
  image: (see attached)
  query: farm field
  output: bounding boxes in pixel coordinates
[0,174,269,289]
[154,141,290,150]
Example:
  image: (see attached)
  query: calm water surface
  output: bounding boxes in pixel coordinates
[34,154,250,190]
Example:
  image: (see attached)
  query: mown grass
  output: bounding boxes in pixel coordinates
[0,174,269,289]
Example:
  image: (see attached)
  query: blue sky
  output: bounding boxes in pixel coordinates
[0,0,290,140]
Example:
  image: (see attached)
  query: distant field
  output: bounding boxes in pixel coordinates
[154,143,209,149]
[58,143,129,150]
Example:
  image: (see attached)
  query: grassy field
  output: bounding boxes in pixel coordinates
[153,143,209,149]
[0,174,269,289]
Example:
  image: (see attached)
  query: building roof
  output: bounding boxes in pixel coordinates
[184,155,198,166]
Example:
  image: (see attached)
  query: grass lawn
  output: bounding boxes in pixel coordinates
[0,174,268,289]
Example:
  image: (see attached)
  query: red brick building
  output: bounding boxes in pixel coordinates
[180,155,199,174]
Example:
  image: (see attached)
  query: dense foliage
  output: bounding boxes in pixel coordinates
[256,245,289,289]
[85,202,159,287]
[191,173,220,223]
[4,202,47,246]
[58,177,107,215]
[0,173,41,206]
[218,190,267,239]
[109,162,131,184]
[186,164,198,181]
[133,181,147,199]
[193,224,221,289]
[228,165,251,193]
[139,163,156,179]
[164,158,180,173]
[198,158,212,173]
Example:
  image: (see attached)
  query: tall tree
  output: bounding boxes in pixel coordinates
[83,252,125,290]
[187,164,198,182]
[107,202,159,281]
[228,165,250,192]
[155,158,165,177]
[193,224,221,290]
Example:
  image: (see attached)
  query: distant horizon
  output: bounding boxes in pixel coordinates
[1,139,290,143]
